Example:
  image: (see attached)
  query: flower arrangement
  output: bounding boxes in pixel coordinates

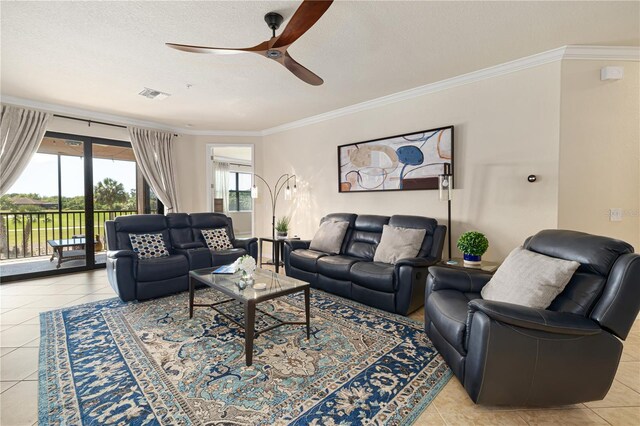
[233,254,256,278]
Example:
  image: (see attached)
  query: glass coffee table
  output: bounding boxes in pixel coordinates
[188,267,311,366]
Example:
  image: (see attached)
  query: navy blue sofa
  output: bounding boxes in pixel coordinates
[105,213,257,302]
[283,213,446,315]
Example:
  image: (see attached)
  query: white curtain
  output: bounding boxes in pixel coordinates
[0,105,52,195]
[128,127,180,213]
[213,161,230,213]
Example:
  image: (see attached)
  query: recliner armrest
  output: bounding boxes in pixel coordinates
[396,257,439,268]
[107,250,137,259]
[428,266,492,293]
[468,299,602,336]
[174,242,204,249]
[284,239,311,250]
[232,237,258,250]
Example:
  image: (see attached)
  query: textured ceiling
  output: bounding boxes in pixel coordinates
[1,1,638,131]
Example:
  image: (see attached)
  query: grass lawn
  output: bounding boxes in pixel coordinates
[1,210,134,257]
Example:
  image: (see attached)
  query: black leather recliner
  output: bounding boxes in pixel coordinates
[425,229,640,406]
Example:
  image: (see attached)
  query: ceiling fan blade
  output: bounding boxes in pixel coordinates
[280,52,324,86]
[166,40,269,54]
[272,0,333,48]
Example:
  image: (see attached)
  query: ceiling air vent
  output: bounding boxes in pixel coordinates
[138,88,171,100]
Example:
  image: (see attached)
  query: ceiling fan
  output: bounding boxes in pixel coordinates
[166,0,333,86]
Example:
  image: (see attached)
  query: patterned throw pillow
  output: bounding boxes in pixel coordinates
[201,228,233,250]
[128,233,170,259]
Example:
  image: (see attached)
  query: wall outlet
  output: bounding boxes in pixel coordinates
[610,208,623,222]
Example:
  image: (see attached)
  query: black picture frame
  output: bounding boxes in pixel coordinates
[337,125,454,193]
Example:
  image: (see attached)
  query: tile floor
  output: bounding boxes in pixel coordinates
[0,268,639,425]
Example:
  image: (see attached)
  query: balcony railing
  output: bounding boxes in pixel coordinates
[0,210,136,260]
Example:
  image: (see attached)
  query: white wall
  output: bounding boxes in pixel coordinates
[558,60,640,250]
[171,134,262,213]
[260,62,563,260]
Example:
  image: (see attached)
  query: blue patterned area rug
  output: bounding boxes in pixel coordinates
[39,289,451,425]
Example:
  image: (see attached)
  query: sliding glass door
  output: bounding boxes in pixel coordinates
[0,132,143,281]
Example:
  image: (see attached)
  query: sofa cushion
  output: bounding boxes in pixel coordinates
[310,220,349,254]
[344,215,389,260]
[137,254,189,282]
[482,247,580,309]
[317,255,361,280]
[373,224,426,264]
[290,249,328,273]
[350,261,395,293]
[128,233,170,259]
[210,248,246,266]
[426,289,481,354]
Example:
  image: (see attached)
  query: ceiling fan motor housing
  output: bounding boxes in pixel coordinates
[264,12,284,31]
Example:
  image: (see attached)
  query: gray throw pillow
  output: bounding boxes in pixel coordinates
[373,225,427,264]
[481,246,580,309]
[309,220,349,254]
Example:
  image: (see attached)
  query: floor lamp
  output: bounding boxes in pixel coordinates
[438,163,454,263]
[250,173,297,239]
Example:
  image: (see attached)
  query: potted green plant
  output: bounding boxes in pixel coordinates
[457,231,489,266]
[275,216,290,238]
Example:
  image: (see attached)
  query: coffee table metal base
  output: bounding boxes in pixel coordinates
[189,277,310,366]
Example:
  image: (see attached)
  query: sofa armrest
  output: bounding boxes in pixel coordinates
[427,266,492,293]
[395,256,439,268]
[232,237,257,250]
[393,257,440,315]
[468,299,602,336]
[106,254,137,302]
[284,239,311,250]
[107,249,137,259]
[174,242,204,250]
[283,240,312,276]
[232,238,258,261]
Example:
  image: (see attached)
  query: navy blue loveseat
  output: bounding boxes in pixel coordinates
[105,213,257,301]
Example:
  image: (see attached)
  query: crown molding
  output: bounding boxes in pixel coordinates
[262,45,639,136]
[563,45,640,61]
[0,95,262,137]
[3,45,638,138]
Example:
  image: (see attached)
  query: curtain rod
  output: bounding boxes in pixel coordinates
[216,161,251,167]
[53,114,179,136]
[54,114,127,129]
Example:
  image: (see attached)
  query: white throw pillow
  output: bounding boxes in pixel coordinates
[128,233,170,259]
[201,228,233,250]
[373,225,427,264]
[309,220,349,254]
[481,247,580,309]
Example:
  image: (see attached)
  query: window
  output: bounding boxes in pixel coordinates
[228,172,252,212]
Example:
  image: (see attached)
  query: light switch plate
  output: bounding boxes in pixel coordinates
[610,208,623,222]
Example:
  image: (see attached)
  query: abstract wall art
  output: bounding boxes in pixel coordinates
[338,125,454,192]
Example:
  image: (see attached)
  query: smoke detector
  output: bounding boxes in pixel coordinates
[138,88,171,100]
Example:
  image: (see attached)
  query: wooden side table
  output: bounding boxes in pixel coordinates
[438,258,500,273]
